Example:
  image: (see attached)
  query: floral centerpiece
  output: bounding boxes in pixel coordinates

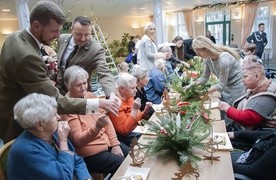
[142,72,212,170]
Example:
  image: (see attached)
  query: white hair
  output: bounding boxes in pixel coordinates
[13,93,57,130]
[132,65,148,80]
[64,65,89,89]
[116,73,137,88]
[154,58,166,70]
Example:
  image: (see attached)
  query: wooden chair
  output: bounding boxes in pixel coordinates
[0,139,15,180]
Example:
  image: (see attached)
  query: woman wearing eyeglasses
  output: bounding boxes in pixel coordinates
[219,55,276,131]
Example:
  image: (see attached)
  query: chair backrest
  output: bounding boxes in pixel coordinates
[0,139,15,180]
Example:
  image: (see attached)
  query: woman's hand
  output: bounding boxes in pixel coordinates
[57,121,70,151]
[132,98,141,110]
[218,101,230,112]
[95,114,109,131]
[111,145,124,157]
[144,102,153,115]
[57,121,70,141]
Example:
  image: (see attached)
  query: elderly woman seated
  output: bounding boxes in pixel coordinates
[132,65,155,117]
[144,58,167,104]
[60,65,129,176]
[218,55,276,131]
[109,73,153,146]
[8,93,91,180]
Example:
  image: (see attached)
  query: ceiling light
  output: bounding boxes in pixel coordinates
[139,7,145,10]
[164,1,172,5]
[2,9,11,12]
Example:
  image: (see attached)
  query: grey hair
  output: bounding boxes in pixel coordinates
[154,58,166,69]
[132,65,148,80]
[13,93,57,130]
[64,65,89,90]
[30,1,66,26]
[144,22,155,34]
[243,55,265,75]
[160,46,172,53]
[192,36,240,60]
[117,73,137,88]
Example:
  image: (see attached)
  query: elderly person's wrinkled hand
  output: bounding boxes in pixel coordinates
[95,114,109,131]
[99,99,119,116]
[144,102,153,115]
[111,145,124,157]
[218,101,230,112]
[132,98,141,110]
[57,120,70,141]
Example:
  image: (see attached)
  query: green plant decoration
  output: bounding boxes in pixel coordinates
[142,112,211,167]
[108,33,131,59]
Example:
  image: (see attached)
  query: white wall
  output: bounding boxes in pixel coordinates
[0,20,18,49]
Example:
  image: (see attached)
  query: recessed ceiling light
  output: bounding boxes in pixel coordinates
[2,9,10,12]
[139,7,145,10]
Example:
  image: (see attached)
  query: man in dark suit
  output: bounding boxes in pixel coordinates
[247,23,268,59]
[183,38,197,60]
[0,1,119,143]
[57,16,119,101]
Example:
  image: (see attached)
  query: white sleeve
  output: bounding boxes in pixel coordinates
[86,98,99,114]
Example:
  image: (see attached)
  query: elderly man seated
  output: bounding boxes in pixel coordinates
[60,65,129,177]
[109,73,153,146]
[219,55,276,131]
[8,93,91,180]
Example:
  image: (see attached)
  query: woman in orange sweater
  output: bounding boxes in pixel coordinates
[60,65,129,177]
[109,73,153,146]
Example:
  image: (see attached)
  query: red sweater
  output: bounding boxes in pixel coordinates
[109,97,144,137]
[226,107,263,126]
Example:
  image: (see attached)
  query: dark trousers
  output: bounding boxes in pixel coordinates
[116,132,141,147]
[84,143,129,176]
[256,52,263,59]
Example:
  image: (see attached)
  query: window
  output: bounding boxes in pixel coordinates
[163,12,189,42]
[205,10,231,45]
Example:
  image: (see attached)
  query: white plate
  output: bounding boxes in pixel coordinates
[203,102,219,109]
[132,125,156,135]
[213,132,233,151]
[122,166,150,180]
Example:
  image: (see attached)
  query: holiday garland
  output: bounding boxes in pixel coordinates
[193,0,272,10]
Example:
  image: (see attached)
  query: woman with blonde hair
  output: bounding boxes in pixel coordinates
[191,36,245,107]
[138,22,167,69]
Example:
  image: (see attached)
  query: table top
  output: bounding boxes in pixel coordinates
[112,95,234,180]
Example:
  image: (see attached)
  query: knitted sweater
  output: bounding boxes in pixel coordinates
[109,97,144,137]
[231,82,276,129]
[198,52,245,105]
[7,131,91,180]
[61,92,120,157]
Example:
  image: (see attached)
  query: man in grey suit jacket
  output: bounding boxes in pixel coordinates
[247,23,268,59]
[0,1,119,143]
[57,16,117,99]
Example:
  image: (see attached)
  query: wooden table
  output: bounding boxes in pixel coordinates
[112,100,234,180]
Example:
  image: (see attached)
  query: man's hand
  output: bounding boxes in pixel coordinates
[109,93,122,107]
[111,145,124,157]
[99,99,119,116]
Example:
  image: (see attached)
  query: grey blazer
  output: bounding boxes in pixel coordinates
[57,34,115,95]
